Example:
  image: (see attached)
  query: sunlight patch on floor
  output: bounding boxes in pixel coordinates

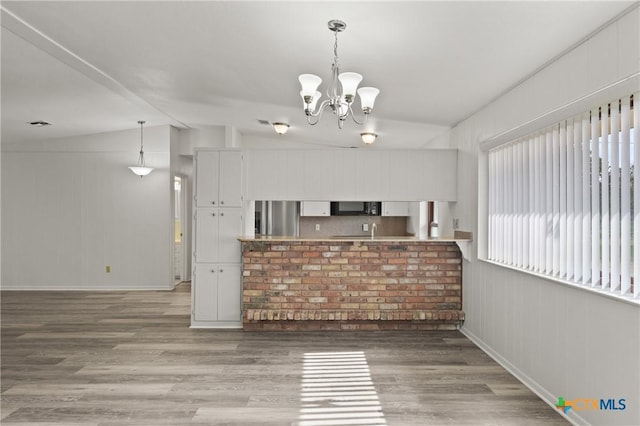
[298,351,387,426]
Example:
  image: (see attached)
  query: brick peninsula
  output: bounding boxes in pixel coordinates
[238,236,468,331]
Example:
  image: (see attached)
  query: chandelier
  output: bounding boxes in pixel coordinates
[299,19,380,129]
[128,120,154,177]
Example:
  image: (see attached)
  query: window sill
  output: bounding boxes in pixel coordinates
[478,258,640,307]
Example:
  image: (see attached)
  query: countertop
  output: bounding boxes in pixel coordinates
[238,235,470,242]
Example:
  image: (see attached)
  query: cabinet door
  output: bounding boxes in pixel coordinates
[382,202,409,216]
[332,150,356,200]
[193,263,218,321]
[195,151,220,207]
[383,151,409,200]
[217,264,242,322]
[355,150,385,200]
[194,209,218,263]
[303,150,332,200]
[217,209,243,263]
[247,150,281,200]
[219,151,243,207]
[300,201,330,216]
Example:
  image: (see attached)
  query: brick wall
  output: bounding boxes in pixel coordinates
[241,240,464,330]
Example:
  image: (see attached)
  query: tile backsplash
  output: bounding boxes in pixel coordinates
[299,216,408,237]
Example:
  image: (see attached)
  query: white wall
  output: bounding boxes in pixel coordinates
[450,7,639,426]
[1,126,173,290]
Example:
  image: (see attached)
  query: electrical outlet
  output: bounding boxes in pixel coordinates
[105,265,111,273]
[315,224,320,231]
[363,223,369,232]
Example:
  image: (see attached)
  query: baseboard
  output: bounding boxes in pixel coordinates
[1,284,176,291]
[459,326,586,426]
[190,321,242,329]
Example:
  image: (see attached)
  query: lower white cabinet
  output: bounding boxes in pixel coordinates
[300,201,331,216]
[192,263,242,325]
[192,206,243,327]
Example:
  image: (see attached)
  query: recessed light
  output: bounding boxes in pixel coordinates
[29,121,52,127]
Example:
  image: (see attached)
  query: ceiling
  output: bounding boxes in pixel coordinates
[1,1,635,149]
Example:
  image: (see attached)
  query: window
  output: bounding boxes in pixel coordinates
[487,93,639,300]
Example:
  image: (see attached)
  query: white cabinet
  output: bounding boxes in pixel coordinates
[195,150,243,207]
[331,150,356,200]
[246,148,458,201]
[192,149,244,328]
[383,151,409,200]
[382,202,409,216]
[355,150,385,200]
[304,151,332,200]
[193,263,241,323]
[219,151,243,207]
[194,208,243,264]
[300,201,331,217]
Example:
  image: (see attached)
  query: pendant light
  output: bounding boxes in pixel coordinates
[128,120,154,177]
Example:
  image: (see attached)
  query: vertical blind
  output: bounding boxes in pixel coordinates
[488,92,639,300]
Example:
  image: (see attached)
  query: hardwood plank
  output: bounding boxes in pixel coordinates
[1,283,568,425]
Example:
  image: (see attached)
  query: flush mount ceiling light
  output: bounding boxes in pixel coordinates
[360,132,378,144]
[272,122,290,135]
[128,120,154,177]
[299,19,380,129]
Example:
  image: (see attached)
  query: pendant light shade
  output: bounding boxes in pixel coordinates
[128,120,154,177]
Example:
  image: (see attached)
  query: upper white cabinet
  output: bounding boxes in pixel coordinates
[246,149,457,201]
[382,202,409,216]
[195,151,219,207]
[331,150,356,200]
[300,201,331,217]
[304,151,333,200]
[382,151,410,200]
[195,150,243,207]
[354,150,385,201]
[218,151,243,207]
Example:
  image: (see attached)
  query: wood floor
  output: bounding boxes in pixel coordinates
[1,283,567,425]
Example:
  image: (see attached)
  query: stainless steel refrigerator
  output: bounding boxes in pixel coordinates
[256,201,299,236]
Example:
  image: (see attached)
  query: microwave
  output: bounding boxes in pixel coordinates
[330,201,381,216]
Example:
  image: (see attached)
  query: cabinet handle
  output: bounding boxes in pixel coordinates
[212,201,216,205]
[221,212,224,217]
[211,269,216,273]
[219,269,224,273]
[220,201,225,205]
[212,213,216,216]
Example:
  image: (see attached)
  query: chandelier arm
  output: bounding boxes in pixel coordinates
[306,114,321,126]
[346,104,368,125]
[306,99,331,118]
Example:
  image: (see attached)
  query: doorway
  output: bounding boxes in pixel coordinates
[173,176,187,283]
